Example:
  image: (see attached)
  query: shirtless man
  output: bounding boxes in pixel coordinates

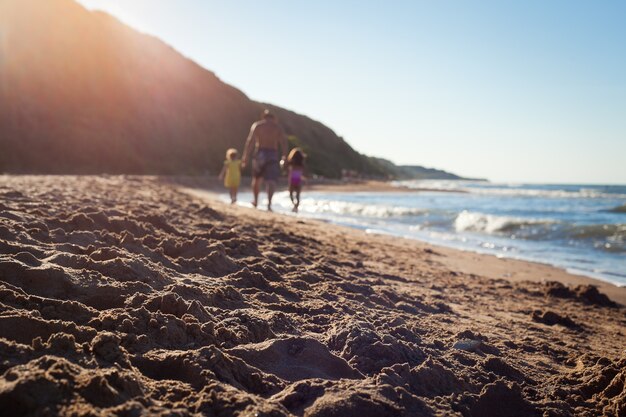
[241,110,288,210]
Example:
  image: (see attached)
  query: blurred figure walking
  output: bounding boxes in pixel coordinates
[287,148,306,212]
[242,110,288,211]
[218,148,241,204]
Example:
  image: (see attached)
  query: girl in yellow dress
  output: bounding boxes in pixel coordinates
[219,148,241,204]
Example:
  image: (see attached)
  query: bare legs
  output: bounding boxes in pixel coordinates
[251,177,275,211]
[295,188,300,211]
[229,187,238,204]
[289,185,301,212]
[266,180,275,211]
[251,177,260,208]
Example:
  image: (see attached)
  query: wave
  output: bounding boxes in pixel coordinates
[608,204,626,214]
[468,188,626,199]
[396,181,626,199]
[454,210,555,234]
[393,180,473,192]
[572,224,626,241]
[454,211,626,250]
[300,199,426,218]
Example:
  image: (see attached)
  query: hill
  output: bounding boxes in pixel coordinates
[0,0,383,177]
[368,158,479,180]
[0,0,466,180]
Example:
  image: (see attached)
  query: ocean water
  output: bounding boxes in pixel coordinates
[223,181,626,286]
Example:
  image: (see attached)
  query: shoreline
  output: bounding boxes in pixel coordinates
[184,184,626,306]
[427,242,626,306]
[161,176,463,193]
[306,179,467,193]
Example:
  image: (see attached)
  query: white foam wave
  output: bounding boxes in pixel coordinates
[396,180,626,199]
[393,180,471,192]
[300,199,425,218]
[468,188,626,199]
[454,210,555,234]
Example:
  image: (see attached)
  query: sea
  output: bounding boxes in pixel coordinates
[222,181,626,287]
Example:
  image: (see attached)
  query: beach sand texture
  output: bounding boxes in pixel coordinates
[0,175,625,416]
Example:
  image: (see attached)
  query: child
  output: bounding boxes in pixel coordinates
[287,148,305,212]
[219,148,241,204]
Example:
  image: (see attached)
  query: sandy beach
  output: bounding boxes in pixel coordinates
[1,175,625,416]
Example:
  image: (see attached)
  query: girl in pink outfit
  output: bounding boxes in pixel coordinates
[287,148,305,212]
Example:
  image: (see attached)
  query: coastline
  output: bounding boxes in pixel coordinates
[205,192,626,305]
[2,175,625,416]
[423,243,626,306]
[306,179,466,193]
[182,178,626,305]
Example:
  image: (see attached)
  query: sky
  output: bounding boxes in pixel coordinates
[76,0,626,184]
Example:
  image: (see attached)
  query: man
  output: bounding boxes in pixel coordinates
[241,110,288,210]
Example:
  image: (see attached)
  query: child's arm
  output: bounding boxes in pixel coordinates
[241,126,256,168]
[218,163,227,180]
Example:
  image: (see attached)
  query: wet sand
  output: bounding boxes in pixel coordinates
[1,175,625,416]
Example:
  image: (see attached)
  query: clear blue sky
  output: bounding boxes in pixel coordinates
[77,0,626,184]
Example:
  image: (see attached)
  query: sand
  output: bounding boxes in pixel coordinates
[0,175,625,417]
